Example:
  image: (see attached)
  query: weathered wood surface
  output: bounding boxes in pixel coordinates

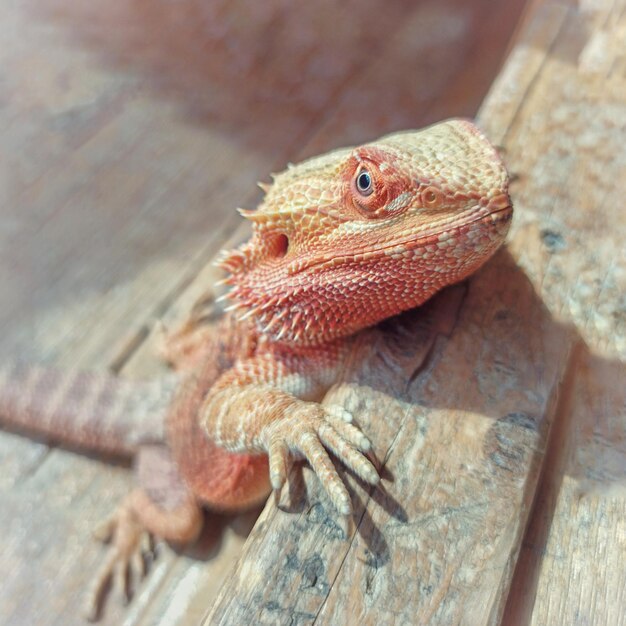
[491,1,626,623]
[0,0,528,624]
[206,0,626,624]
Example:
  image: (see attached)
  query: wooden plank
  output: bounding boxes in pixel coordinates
[301,0,529,157]
[487,1,626,623]
[0,1,528,625]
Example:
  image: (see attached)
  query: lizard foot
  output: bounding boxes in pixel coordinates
[154,319,204,370]
[84,494,156,621]
[264,403,379,515]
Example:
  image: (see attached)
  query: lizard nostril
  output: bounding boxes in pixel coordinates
[421,186,443,207]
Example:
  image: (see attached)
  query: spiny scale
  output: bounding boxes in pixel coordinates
[215,118,511,347]
[265,309,288,332]
[237,208,273,225]
[216,248,249,273]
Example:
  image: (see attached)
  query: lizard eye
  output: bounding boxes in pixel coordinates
[347,153,404,219]
[355,168,373,196]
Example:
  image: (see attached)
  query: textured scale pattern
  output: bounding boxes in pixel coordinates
[218,119,511,346]
[0,362,174,455]
[0,119,512,617]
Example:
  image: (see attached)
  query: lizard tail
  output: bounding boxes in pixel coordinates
[0,362,178,457]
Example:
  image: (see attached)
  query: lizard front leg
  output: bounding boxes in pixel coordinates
[200,342,379,515]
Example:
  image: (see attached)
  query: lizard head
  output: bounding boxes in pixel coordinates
[217,118,512,346]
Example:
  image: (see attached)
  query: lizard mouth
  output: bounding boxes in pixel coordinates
[287,201,512,275]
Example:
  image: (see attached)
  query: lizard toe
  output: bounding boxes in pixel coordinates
[317,423,379,485]
[268,436,289,491]
[325,404,354,423]
[324,410,372,452]
[299,431,352,515]
[84,498,154,620]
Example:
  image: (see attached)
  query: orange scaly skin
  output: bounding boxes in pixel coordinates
[192,118,511,516]
[0,119,512,617]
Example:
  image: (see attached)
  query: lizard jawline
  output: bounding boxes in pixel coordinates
[286,206,512,276]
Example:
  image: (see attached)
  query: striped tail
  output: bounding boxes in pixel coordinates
[0,363,178,457]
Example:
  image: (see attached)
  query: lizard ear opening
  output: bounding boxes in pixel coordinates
[273,233,289,258]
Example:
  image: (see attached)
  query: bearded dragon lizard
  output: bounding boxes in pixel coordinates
[0,119,512,618]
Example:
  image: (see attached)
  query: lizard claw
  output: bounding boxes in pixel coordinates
[265,402,379,516]
[85,495,156,621]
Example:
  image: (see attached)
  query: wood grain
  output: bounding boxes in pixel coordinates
[487,1,626,623]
